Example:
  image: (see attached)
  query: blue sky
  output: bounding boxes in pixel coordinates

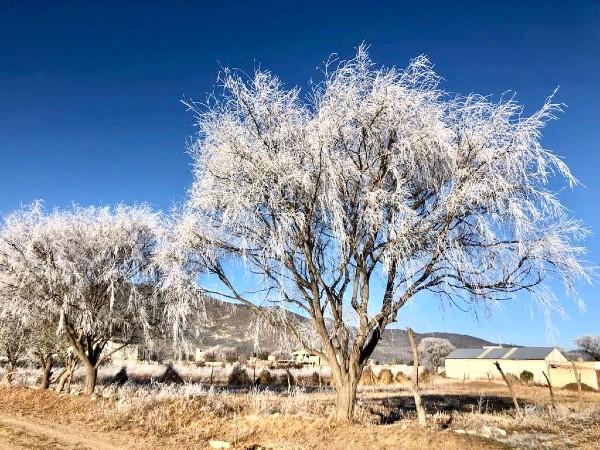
[1,1,598,348]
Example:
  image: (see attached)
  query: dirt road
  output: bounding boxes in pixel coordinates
[0,415,139,450]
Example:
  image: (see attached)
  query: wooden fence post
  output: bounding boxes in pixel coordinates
[407,328,427,426]
[494,361,523,418]
[542,370,556,411]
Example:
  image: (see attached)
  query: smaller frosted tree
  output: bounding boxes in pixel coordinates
[0,203,179,394]
[0,310,30,385]
[29,317,66,389]
[575,335,600,360]
[0,288,66,389]
[417,337,455,372]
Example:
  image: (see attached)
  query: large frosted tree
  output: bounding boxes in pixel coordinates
[0,203,176,394]
[177,47,589,420]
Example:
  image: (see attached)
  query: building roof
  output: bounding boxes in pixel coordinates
[446,346,558,361]
[479,347,511,359]
[446,348,485,359]
[505,347,555,360]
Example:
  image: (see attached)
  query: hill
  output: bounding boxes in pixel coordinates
[188,300,495,363]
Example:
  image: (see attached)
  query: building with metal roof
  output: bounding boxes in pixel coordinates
[445,346,572,385]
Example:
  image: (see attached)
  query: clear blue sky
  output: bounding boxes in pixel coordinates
[1,1,598,348]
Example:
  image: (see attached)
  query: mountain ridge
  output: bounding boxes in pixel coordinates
[189,300,496,363]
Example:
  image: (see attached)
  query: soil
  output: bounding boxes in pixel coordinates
[0,415,140,449]
[1,382,599,449]
[0,387,505,450]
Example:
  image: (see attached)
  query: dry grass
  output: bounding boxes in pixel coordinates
[378,368,394,384]
[0,387,507,449]
[1,367,599,449]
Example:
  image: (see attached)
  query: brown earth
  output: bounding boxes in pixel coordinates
[1,381,599,449]
[0,387,506,450]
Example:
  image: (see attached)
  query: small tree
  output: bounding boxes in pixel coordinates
[519,370,534,384]
[29,318,66,389]
[0,311,29,385]
[176,47,589,420]
[0,203,177,394]
[575,335,600,360]
[418,337,455,372]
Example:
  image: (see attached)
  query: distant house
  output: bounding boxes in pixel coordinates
[104,338,162,363]
[445,346,600,390]
[104,340,139,363]
[291,349,326,366]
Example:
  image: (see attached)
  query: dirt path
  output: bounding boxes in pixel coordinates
[0,415,139,450]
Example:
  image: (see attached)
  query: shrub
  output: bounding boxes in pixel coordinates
[111,366,129,385]
[257,369,273,386]
[419,368,431,384]
[158,364,184,385]
[378,368,394,384]
[227,363,251,386]
[395,371,410,384]
[563,382,596,392]
[310,371,321,386]
[506,373,519,383]
[255,351,270,361]
[276,370,295,388]
[520,370,534,384]
[360,366,376,385]
[223,351,239,363]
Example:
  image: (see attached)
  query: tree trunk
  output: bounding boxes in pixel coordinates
[56,369,70,392]
[335,375,359,421]
[1,362,15,386]
[407,328,426,426]
[83,363,98,395]
[39,355,54,389]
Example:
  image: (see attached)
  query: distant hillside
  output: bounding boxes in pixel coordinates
[366,328,494,363]
[185,300,495,363]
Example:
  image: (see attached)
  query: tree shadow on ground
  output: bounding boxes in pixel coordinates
[366,394,531,424]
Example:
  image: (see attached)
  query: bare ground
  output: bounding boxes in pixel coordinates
[0,381,598,449]
[0,415,140,450]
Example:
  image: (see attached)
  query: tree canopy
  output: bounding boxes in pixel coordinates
[174,46,590,419]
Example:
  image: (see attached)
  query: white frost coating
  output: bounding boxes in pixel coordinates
[0,202,189,376]
[177,46,588,394]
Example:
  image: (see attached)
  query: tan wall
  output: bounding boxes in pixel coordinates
[371,364,424,377]
[446,358,564,384]
[548,362,599,390]
[446,358,498,380]
[445,350,598,391]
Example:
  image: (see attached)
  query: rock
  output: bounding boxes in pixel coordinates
[480,425,508,438]
[494,427,507,437]
[209,440,232,449]
[481,425,493,437]
[454,429,466,434]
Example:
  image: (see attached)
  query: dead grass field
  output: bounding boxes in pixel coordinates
[0,377,599,449]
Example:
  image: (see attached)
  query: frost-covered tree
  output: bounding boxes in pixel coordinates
[0,287,67,389]
[575,335,600,360]
[0,203,176,394]
[0,309,30,385]
[417,337,455,372]
[29,316,66,389]
[177,46,589,420]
